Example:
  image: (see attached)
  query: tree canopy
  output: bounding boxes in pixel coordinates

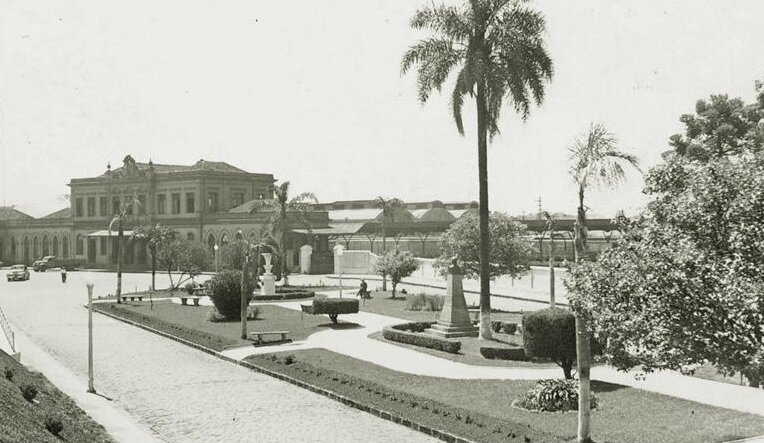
[436,212,534,280]
[566,80,764,382]
[374,250,420,297]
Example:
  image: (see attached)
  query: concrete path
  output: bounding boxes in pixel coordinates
[222,291,764,417]
[0,271,440,443]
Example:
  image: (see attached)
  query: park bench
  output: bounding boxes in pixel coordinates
[249,330,290,344]
[120,295,144,302]
[180,296,202,306]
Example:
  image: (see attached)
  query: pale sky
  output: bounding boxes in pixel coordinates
[1,0,763,218]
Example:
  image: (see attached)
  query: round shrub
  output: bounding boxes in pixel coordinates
[501,322,517,335]
[515,379,598,412]
[20,384,38,402]
[184,282,196,295]
[209,269,255,320]
[44,414,64,436]
[522,308,576,379]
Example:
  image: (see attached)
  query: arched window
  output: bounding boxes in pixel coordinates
[23,237,30,263]
[52,236,59,256]
[76,234,84,255]
[9,237,16,261]
[207,233,216,253]
[33,237,39,258]
[235,231,243,240]
[42,235,50,256]
[220,234,229,245]
[62,236,70,258]
[187,232,195,241]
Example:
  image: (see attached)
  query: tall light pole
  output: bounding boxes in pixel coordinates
[239,230,250,340]
[334,244,344,298]
[213,243,219,273]
[85,273,96,394]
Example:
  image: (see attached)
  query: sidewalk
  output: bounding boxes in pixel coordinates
[223,291,764,417]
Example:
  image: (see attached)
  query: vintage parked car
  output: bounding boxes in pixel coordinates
[32,256,57,272]
[7,264,30,282]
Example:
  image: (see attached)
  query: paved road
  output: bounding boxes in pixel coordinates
[0,270,440,443]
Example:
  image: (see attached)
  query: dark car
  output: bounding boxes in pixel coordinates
[7,264,30,282]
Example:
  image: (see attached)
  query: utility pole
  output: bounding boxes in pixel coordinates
[536,196,543,219]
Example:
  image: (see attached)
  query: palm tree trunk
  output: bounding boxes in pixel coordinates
[575,189,592,443]
[281,207,289,286]
[151,248,156,291]
[549,256,555,308]
[116,222,123,303]
[381,217,388,291]
[240,254,249,339]
[476,83,491,340]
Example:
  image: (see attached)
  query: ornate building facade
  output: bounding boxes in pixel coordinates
[0,155,330,269]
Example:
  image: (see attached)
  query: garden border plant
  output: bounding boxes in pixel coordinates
[383,322,462,354]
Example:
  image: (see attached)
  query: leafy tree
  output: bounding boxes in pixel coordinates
[435,212,534,281]
[219,239,249,271]
[567,122,639,443]
[402,0,553,340]
[133,224,175,293]
[374,196,404,291]
[567,80,764,393]
[374,250,420,298]
[157,239,210,289]
[251,182,317,286]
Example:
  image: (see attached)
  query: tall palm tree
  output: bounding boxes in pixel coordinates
[108,198,138,303]
[254,182,318,286]
[374,196,404,291]
[569,122,639,443]
[402,0,553,339]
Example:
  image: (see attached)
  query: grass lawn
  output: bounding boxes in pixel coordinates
[93,300,349,351]
[247,349,764,443]
[0,350,114,442]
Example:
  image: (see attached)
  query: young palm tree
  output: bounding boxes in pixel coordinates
[402,0,553,339]
[108,199,136,303]
[374,196,404,291]
[254,182,318,286]
[569,122,639,443]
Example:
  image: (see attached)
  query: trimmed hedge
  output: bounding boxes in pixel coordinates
[311,298,359,324]
[522,308,576,378]
[383,322,461,354]
[254,290,315,301]
[209,270,254,320]
[480,347,527,361]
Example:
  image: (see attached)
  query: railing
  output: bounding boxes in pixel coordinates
[0,305,15,354]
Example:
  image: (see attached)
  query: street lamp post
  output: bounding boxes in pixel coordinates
[239,231,250,340]
[85,274,96,394]
[214,243,219,273]
[334,244,344,298]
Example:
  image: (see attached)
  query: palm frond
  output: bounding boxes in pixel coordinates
[568,123,640,189]
[410,4,472,41]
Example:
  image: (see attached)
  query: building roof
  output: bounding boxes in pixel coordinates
[228,199,277,214]
[328,208,382,221]
[418,207,456,222]
[41,207,72,219]
[0,206,33,221]
[98,158,251,178]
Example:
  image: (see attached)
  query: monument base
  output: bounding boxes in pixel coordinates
[428,321,478,338]
[261,274,276,296]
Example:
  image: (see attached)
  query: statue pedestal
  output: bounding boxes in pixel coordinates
[261,273,276,296]
[428,269,478,338]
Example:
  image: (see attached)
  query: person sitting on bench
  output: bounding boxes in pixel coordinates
[356,279,371,299]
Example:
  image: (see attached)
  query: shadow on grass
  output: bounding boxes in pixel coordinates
[591,380,628,393]
[318,322,362,330]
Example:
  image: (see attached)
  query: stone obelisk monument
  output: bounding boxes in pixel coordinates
[428,258,478,338]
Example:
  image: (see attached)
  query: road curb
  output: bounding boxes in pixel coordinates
[92,306,477,443]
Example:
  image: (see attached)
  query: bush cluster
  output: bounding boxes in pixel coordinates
[490,321,518,335]
[383,323,461,354]
[208,270,255,320]
[405,293,445,312]
[184,282,196,295]
[480,347,526,361]
[391,322,433,333]
[515,379,598,412]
